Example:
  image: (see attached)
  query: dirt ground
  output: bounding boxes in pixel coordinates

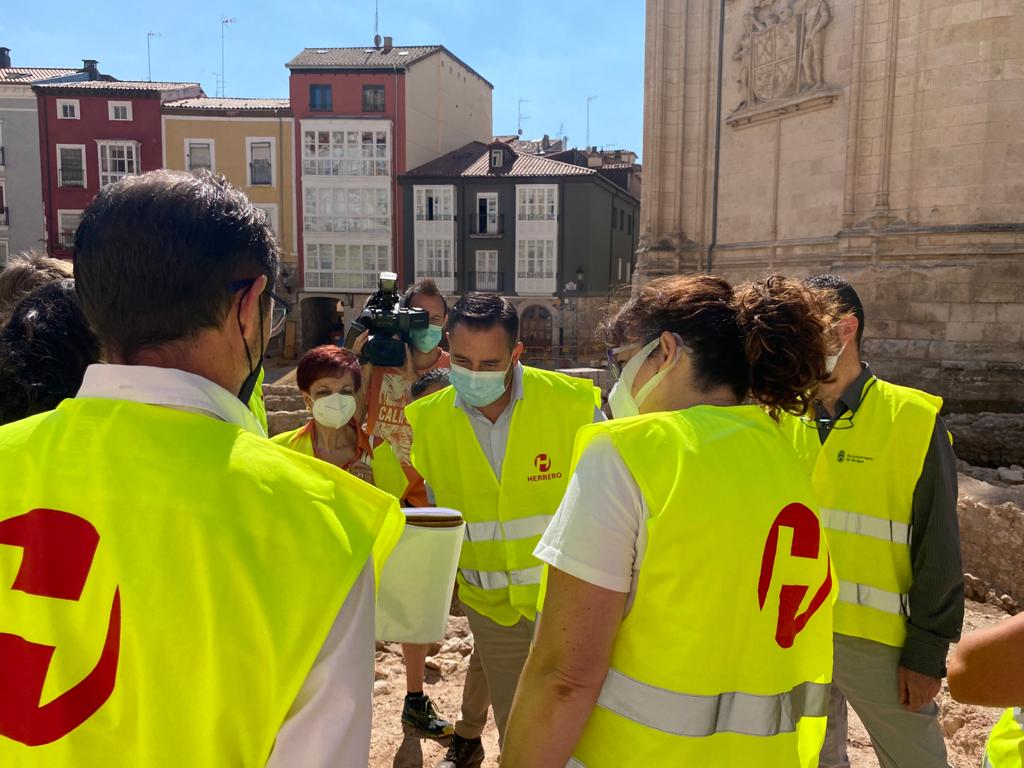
[370,601,1007,768]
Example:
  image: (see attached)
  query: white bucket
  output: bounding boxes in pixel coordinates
[375,507,465,644]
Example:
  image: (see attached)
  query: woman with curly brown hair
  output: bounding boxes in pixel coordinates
[503,274,841,768]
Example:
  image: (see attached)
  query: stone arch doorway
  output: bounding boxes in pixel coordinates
[521,304,554,355]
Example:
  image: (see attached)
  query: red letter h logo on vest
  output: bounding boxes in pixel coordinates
[757,503,832,649]
[0,508,121,746]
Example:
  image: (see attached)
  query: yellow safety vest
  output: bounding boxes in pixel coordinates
[406,367,597,626]
[778,377,940,648]
[271,421,410,502]
[567,406,835,767]
[247,366,268,435]
[0,397,403,765]
[985,709,1024,768]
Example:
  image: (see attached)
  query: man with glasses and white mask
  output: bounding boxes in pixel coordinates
[405,292,601,768]
[0,170,402,766]
[777,275,963,768]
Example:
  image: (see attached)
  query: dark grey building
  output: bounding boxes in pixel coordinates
[398,140,639,354]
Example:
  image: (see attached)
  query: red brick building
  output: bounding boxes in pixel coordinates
[285,43,491,344]
[33,79,201,254]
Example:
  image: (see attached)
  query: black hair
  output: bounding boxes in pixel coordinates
[805,274,865,346]
[411,367,451,399]
[73,170,279,362]
[0,280,101,425]
[447,292,519,348]
[402,277,448,315]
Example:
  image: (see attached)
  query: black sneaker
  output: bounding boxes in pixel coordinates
[401,693,455,739]
[435,734,485,768]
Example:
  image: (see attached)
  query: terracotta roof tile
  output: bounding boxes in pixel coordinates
[34,80,201,95]
[286,45,492,87]
[164,97,290,113]
[0,68,78,84]
[402,142,597,179]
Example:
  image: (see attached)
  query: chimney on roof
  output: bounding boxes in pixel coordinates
[82,59,100,79]
[542,134,550,151]
[382,36,394,54]
[0,48,10,68]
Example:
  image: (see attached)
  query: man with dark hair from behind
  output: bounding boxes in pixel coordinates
[0,280,100,425]
[0,170,402,766]
[411,367,450,401]
[777,274,963,768]
[406,292,603,768]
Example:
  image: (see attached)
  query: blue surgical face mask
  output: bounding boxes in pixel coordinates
[450,361,511,408]
[411,324,444,353]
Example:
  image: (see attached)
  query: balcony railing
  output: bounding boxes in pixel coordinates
[250,160,272,185]
[0,207,8,227]
[467,270,504,292]
[58,230,76,250]
[59,167,85,187]
[470,213,504,237]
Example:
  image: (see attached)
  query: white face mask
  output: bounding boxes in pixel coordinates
[311,393,357,430]
[825,342,847,375]
[607,336,679,419]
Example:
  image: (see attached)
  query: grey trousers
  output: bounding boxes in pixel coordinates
[819,634,951,768]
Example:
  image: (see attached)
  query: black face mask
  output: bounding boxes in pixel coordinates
[237,296,265,404]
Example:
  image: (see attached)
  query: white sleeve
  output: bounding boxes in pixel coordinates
[593,406,607,423]
[534,433,645,594]
[267,563,375,768]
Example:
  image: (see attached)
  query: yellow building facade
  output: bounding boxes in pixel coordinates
[162,97,298,355]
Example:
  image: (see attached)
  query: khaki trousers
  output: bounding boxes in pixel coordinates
[453,603,534,746]
[819,634,951,768]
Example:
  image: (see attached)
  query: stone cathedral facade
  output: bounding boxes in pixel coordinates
[638,0,1024,409]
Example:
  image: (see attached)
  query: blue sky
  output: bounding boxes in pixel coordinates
[5,0,646,156]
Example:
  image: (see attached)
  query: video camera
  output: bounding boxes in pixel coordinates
[344,272,429,367]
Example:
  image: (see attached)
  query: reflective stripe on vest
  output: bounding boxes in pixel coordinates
[460,565,544,590]
[837,580,908,616]
[983,708,1024,768]
[595,668,831,739]
[821,508,911,544]
[464,514,553,542]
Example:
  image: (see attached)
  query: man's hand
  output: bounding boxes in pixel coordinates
[350,330,369,357]
[898,666,941,712]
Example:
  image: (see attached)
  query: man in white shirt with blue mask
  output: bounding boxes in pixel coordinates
[406,292,602,768]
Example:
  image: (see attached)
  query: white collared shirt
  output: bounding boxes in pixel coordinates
[76,364,375,768]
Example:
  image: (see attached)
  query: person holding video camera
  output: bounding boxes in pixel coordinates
[347,275,455,740]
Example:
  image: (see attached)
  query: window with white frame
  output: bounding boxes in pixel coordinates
[516,239,556,294]
[304,242,390,291]
[185,140,213,173]
[490,149,504,168]
[475,250,498,291]
[98,142,139,186]
[517,185,557,221]
[0,181,6,226]
[57,99,79,120]
[302,129,389,177]
[476,193,499,234]
[57,145,86,188]
[108,101,132,121]
[57,210,82,250]
[414,187,453,221]
[0,122,4,166]
[248,139,273,186]
[253,204,278,235]
[0,239,8,268]
[303,187,390,233]
[414,239,455,292]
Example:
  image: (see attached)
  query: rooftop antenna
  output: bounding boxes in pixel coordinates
[146,31,161,82]
[517,99,530,137]
[374,0,382,47]
[219,16,238,97]
[586,94,598,149]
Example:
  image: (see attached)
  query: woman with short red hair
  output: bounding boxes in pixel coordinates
[271,345,375,483]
